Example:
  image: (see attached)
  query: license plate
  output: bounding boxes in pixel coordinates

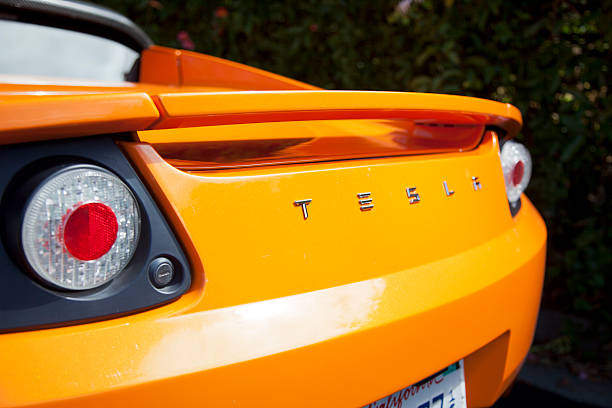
[364,360,467,408]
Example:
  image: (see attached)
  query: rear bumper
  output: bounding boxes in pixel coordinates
[0,196,546,408]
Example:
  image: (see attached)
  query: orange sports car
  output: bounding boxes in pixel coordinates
[0,1,546,407]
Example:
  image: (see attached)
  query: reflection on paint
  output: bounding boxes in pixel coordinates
[138,278,386,380]
[148,119,484,171]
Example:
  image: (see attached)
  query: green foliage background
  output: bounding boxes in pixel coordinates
[97,0,611,320]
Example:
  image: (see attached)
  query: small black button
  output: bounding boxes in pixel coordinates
[149,258,175,288]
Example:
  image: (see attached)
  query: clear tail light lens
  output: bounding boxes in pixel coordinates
[21,165,140,290]
[500,140,532,204]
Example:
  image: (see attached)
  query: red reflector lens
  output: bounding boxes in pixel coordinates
[63,203,118,261]
[512,160,525,186]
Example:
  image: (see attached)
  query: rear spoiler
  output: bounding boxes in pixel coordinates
[147,90,522,137]
[0,90,522,145]
[0,92,159,145]
[141,91,522,170]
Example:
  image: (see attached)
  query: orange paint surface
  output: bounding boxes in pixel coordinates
[140,46,181,86]
[140,45,318,90]
[0,187,546,406]
[179,48,318,90]
[0,42,545,408]
[123,132,533,311]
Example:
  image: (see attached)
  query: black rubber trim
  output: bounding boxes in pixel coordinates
[0,136,191,332]
[0,0,152,52]
[509,197,522,217]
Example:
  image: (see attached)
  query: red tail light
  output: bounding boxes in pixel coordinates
[511,160,525,186]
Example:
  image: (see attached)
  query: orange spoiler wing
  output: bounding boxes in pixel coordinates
[148,90,522,137]
[0,90,522,145]
[0,92,159,145]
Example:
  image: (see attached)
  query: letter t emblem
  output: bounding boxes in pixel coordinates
[294,199,312,220]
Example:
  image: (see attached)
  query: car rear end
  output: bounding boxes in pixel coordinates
[0,88,545,407]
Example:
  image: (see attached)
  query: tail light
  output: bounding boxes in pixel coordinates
[21,165,140,290]
[500,140,532,205]
[0,136,191,332]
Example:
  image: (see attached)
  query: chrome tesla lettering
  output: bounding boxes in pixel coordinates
[357,192,374,211]
[472,176,482,191]
[293,199,312,220]
[294,175,486,218]
[406,187,420,204]
[443,180,454,197]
